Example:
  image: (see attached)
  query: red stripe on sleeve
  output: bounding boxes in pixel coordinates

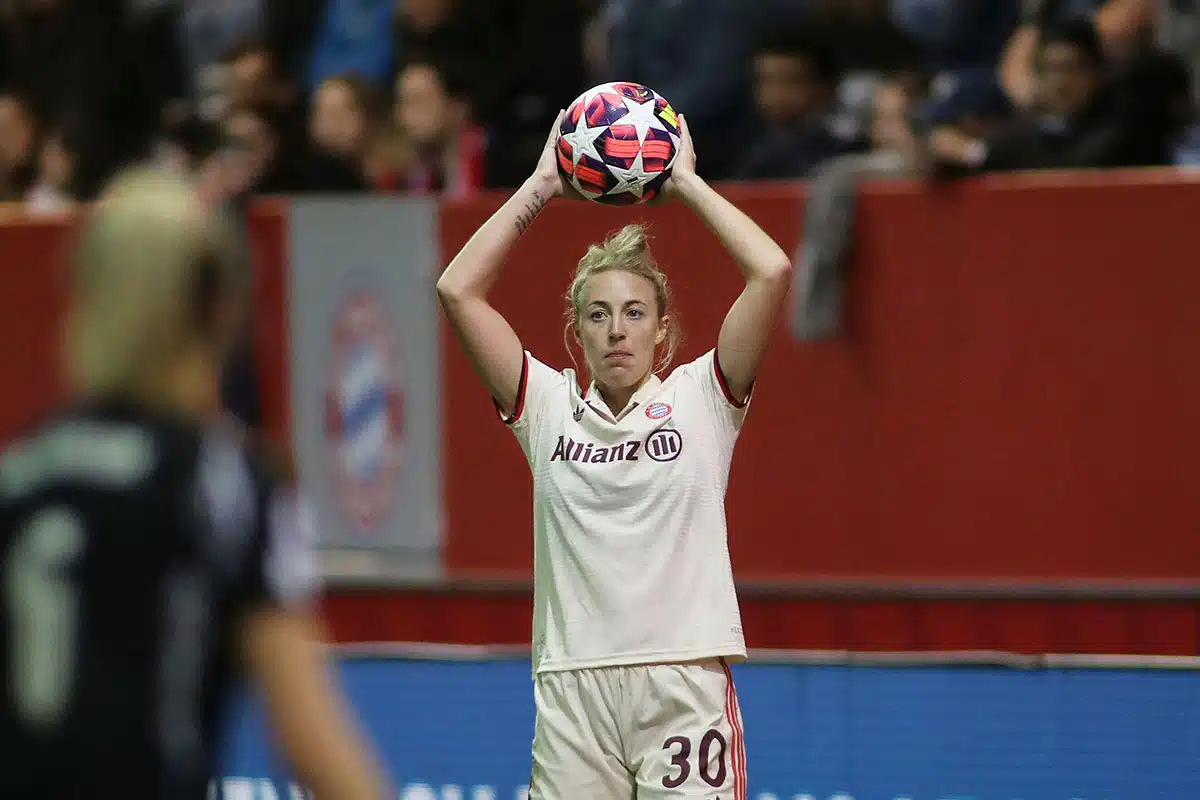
[494,353,529,425]
[713,350,751,409]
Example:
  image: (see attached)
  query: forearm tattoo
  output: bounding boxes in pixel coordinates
[515,189,549,235]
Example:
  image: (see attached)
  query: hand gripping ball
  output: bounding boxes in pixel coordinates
[556,82,681,205]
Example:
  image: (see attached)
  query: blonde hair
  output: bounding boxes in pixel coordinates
[64,167,247,398]
[564,223,681,375]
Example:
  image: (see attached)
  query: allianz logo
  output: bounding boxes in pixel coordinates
[549,429,683,464]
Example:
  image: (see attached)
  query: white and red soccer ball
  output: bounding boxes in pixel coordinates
[556,82,680,205]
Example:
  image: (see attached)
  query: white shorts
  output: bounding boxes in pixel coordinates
[529,658,747,799]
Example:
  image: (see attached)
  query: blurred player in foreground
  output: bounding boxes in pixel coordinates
[0,169,387,799]
[438,113,791,798]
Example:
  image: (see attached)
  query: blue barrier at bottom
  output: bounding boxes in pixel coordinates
[217,656,1200,800]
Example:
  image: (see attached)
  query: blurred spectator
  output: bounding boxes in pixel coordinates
[306,73,377,191]
[364,124,410,192]
[1158,16,1200,165]
[0,0,135,200]
[582,1,610,85]
[870,76,927,162]
[477,0,588,188]
[220,39,314,187]
[226,39,296,116]
[123,5,191,153]
[128,0,323,125]
[0,93,37,202]
[177,0,266,120]
[306,0,395,91]
[924,68,1015,142]
[929,18,1170,171]
[154,104,222,177]
[792,73,930,343]
[733,28,852,180]
[604,0,770,178]
[804,0,928,147]
[1158,0,1200,89]
[262,0,327,86]
[1121,49,1195,165]
[25,123,77,214]
[393,0,496,91]
[393,57,485,197]
[810,0,927,74]
[310,74,376,163]
[1174,121,1200,165]
[0,0,1186,204]
[1000,0,1157,109]
[218,103,302,195]
[892,0,1021,70]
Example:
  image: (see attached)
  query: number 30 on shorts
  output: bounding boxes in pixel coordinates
[661,729,728,788]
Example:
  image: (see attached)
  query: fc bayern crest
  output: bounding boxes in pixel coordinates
[645,402,672,420]
[324,293,405,532]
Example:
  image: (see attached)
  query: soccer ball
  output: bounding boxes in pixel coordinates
[556,82,681,205]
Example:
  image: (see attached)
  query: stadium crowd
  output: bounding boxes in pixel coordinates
[0,0,1197,213]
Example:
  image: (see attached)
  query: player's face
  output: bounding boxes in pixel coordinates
[576,270,667,391]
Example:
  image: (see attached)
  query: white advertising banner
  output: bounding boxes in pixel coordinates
[289,198,441,577]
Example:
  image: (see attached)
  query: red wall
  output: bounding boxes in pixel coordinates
[0,218,70,439]
[2,175,1197,653]
[441,175,1200,582]
[0,206,291,444]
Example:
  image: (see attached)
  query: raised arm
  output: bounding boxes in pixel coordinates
[436,113,572,416]
[1001,0,1156,108]
[667,116,792,403]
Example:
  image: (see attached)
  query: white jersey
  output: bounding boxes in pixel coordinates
[502,348,748,674]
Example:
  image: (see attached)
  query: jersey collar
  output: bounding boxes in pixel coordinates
[583,373,663,422]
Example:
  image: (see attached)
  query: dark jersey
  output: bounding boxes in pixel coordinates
[0,401,318,799]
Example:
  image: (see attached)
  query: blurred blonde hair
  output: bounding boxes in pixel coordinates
[64,167,247,398]
[564,223,681,375]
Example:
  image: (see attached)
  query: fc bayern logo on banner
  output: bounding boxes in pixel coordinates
[324,292,405,532]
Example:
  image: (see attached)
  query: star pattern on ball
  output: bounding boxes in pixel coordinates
[561,107,608,167]
[607,152,648,199]
[620,96,669,145]
[557,82,679,205]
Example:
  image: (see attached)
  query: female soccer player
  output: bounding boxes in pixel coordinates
[0,169,387,799]
[438,112,792,798]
